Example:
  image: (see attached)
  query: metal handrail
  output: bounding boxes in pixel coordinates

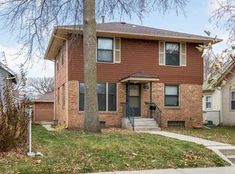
[122,103,135,131]
[145,102,162,127]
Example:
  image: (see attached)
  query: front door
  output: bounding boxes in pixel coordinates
[126,84,141,116]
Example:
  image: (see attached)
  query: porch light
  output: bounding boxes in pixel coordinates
[143,83,149,89]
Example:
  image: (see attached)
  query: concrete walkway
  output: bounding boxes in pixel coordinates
[138,131,235,165]
[41,122,55,131]
[92,167,235,174]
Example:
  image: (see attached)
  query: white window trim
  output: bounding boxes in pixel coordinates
[180,42,187,66]
[205,95,212,110]
[114,38,121,63]
[159,41,187,67]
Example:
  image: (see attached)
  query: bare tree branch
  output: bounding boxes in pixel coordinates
[0,0,187,60]
[210,0,235,42]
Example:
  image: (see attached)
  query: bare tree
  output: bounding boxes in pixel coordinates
[27,77,54,96]
[0,0,187,133]
[210,0,235,42]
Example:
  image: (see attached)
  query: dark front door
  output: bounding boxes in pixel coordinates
[126,83,141,116]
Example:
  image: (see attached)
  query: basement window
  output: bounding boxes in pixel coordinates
[168,121,185,128]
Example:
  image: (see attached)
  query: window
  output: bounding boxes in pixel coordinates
[231,92,235,110]
[108,83,117,111]
[165,42,180,66]
[164,85,179,107]
[168,121,185,128]
[206,96,212,109]
[79,83,85,111]
[62,84,65,108]
[97,38,113,62]
[97,83,106,111]
[56,58,59,71]
[79,82,117,112]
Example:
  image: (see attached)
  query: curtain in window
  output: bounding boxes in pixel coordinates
[108,83,116,111]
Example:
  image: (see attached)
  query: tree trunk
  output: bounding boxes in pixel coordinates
[83,0,100,133]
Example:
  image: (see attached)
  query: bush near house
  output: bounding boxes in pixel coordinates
[0,82,29,152]
[0,126,228,173]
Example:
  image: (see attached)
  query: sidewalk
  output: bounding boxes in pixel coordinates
[139,131,235,165]
[92,167,235,174]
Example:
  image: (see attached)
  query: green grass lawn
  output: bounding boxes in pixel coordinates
[166,126,235,145]
[0,126,228,173]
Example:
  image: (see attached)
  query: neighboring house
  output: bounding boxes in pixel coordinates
[203,61,235,126]
[45,22,219,129]
[0,62,17,90]
[33,92,54,122]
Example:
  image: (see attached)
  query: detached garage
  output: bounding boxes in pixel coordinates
[33,92,54,123]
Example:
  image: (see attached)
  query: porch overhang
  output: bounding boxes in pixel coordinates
[120,72,160,83]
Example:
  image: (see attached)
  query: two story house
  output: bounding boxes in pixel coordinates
[203,61,235,126]
[45,22,219,129]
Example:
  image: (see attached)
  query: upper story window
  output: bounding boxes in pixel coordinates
[231,92,235,110]
[205,96,212,109]
[159,41,186,66]
[165,42,180,66]
[164,85,179,107]
[97,38,113,62]
[56,45,65,71]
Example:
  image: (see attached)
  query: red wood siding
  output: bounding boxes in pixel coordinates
[67,38,203,84]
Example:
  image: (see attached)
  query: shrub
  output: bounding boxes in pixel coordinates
[0,71,29,152]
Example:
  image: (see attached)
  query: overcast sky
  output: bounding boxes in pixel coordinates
[0,0,230,78]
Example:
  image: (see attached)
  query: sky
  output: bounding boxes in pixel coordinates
[0,0,230,78]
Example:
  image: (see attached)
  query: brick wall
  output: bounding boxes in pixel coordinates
[67,81,126,129]
[65,80,202,128]
[151,83,203,128]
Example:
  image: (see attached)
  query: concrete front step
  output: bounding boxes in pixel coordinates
[122,117,160,131]
[134,127,161,131]
[133,118,160,131]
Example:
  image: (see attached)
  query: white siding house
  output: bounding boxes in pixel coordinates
[203,61,235,126]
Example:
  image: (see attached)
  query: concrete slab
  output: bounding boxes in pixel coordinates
[91,167,235,174]
[42,124,55,131]
[93,169,182,174]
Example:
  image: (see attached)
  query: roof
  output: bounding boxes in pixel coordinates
[45,22,221,60]
[120,71,159,83]
[213,60,235,87]
[34,92,54,102]
[0,62,17,83]
[203,60,235,91]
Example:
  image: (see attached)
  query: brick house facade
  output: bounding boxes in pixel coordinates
[45,22,220,129]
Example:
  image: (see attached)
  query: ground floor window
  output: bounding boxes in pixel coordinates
[164,85,179,107]
[205,96,212,109]
[231,91,235,110]
[79,82,117,112]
